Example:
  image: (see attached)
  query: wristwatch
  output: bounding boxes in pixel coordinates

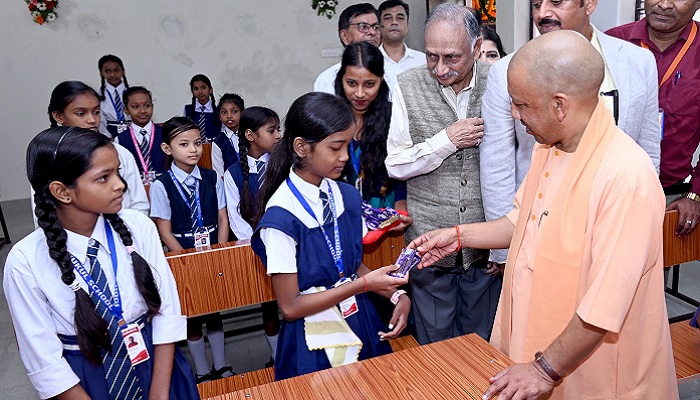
[390,289,407,305]
[534,351,562,382]
[682,192,700,203]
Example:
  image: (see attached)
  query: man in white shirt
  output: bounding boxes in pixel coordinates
[313,3,400,96]
[378,0,426,72]
[385,4,498,344]
[479,0,660,272]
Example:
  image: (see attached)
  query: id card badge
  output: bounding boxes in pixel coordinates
[658,108,665,140]
[194,227,211,251]
[121,324,150,366]
[142,171,156,185]
[334,277,359,319]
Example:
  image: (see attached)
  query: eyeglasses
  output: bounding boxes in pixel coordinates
[348,22,383,33]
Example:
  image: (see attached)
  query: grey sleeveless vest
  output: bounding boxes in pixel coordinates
[399,62,490,269]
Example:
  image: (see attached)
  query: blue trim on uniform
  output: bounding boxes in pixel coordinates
[213,133,240,172]
[156,167,219,249]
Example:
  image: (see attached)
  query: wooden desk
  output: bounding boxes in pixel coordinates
[166,233,404,317]
[206,334,513,400]
[663,210,700,267]
[671,320,700,382]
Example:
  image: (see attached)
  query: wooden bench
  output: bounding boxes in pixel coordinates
[166,232,407,397]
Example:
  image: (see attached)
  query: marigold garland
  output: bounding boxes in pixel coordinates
[25,0,58,25]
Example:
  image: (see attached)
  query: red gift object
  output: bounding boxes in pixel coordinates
[362,209,409,245]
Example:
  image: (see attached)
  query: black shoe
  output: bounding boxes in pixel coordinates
[195,366,217,384]
[214,365,235,379]
[265,357,274,368]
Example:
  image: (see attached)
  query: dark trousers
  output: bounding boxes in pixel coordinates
[410,257,502,345]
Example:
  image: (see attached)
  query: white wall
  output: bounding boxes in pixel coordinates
[0,0,426,201]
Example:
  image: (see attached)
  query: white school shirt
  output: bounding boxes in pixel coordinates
[29,142,149,229]
[149,164,226,221]
[260,169,366,275]
[379,43,427,72]
[223,153,268,239]
[313,60,401,100]
[385,63,477,180]
[212,126,240,179]
[3,210,186,399]
[182,99,214,117]
[98,81,128,137]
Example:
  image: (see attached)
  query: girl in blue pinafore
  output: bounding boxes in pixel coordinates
[251,92,412,380]
[183,74,221,142]
[149,116,233,383]
[212,93,245,179]
[4,127,199,399]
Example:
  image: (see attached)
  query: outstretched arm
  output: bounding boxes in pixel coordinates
[409,216,515,268]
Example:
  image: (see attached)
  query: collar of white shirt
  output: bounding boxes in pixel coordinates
[248,153,270,174]
[105,81,126,95]
[130,121,153,136]
[171,163,202,184]
[195,99,214,113]
[288,168,331,205]
[65,214,111,264]
[223,126,238,139]
[380,43,419,63]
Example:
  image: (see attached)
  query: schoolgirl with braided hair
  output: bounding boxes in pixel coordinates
[4,127,199,400]
[97,55,130,137]
[183,74,221,142]
[222,106,281,367]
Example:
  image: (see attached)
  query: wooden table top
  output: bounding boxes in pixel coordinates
[207,334,513,400]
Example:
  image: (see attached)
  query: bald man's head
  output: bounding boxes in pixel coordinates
[509,30,603,100]
[507,31,605,150]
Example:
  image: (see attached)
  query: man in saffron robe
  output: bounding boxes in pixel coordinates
[410,30,678,400]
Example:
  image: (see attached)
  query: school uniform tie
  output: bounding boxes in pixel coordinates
[256,160,266,190]
[197,105,207,141]
[139,129,151,173]
[86,239,143,400]
[185,176,199,232]
[113,89,124,121]
[319,190,331,225]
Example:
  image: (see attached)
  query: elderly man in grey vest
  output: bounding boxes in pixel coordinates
[385,3,499,344]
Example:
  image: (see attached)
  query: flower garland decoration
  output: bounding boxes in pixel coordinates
[312,0,337,19]
[25,0,58,25]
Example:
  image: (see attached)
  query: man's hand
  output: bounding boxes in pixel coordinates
[666,197,700,237]
[408,226,459,268]
[446,118,484,149]
[486,261,505,276]
[482,363,555,400]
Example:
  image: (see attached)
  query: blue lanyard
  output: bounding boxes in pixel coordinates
[105,89,125,122]
[349,140,361,175]
[286,178,344,276]
[168,170,203,229]
[69,219,125,326]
